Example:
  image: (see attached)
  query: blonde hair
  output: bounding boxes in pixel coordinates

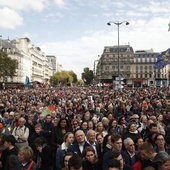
[19,146,34,162]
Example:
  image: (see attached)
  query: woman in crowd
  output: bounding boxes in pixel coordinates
[61,152,73,170]
[123,122,141,141]
[95,122,107,137]
[71,119,80,133]
[80,121,88,135]
[102,134,112,155]
[117,116,127,136]
[51,118,71,150]
[134,137,144,151]
[34,137,51,170]
[82,146,102,170]
[108,119,122,135]
[56,132,74,170]
[18,146,37,170]
[96,133,104,152]
[152,151,170,170]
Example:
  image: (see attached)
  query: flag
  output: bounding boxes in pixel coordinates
[82,77,87,82]
[25,76,30,86]
[168,22,170,32]
[154,48,170,69]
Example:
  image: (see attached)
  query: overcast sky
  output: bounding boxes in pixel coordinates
[0,0,170,79]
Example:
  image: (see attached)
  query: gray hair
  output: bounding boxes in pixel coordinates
[123,137,133,147]
[153,152,170,165]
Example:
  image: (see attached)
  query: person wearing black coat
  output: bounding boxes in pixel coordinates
[0,135,18,170]
[82,146,102,170]
[34,137,52,170]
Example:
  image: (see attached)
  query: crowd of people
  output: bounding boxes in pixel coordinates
[0,86,169,170]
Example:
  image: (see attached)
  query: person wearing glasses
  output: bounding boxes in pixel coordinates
[154,133,170,155]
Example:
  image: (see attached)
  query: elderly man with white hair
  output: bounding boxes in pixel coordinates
[12,117,29,149]
[122,137,138,166]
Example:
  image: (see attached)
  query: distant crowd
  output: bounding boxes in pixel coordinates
[0,86,169,170]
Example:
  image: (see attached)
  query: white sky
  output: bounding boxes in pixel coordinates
[0,0,170,79]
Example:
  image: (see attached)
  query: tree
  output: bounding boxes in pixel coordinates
[50,70,78,86]
[81,67,94,85]
[0,51,18,82]
[68,70,78,83]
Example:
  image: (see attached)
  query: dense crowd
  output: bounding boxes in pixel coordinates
[0,86,170,170]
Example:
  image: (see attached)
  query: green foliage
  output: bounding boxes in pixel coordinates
[68,70,78,83]
[0,51,18,81]
[50,70,77,86]
[81,67,94,85]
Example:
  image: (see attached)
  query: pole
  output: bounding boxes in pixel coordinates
[117,23,120,90]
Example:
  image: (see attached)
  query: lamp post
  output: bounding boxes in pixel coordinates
[107,21,129,90]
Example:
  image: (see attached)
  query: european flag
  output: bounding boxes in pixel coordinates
[154,48,170,69]
[25,76,30,86]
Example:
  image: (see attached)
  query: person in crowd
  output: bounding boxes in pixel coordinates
[68,154,83,170]
[0,134,6,154]
[34,137,52,170]
[25,112,36,138]
[86,129,102,159]
[139,142,157,169]
[12,117,29,149]
[108,119,122,135]
[134,137,144,151]
[18,146,37,170]
[0,135,18,170]
[87,121,94,130]
[156,114,165,132]
[95,122,107,137]
[138,115,148,133]
[67,130,89,157]
[122,137,137,166]
[102,134,123,170]
[117,116,127,136]
[154,133,170,154]
[102,134,112,155]
[107,159,121,170]
[0,123,10,135]
[56,132,74,170]
[28,123,44,152]
[71,119,80,133]
[163,111,170,127]
[82,146,102,170]
[80,121,88,135]
[150,115,165,136]
[61,152,73,170]
[51,118,71,150]
[107,150,133,170]
[5,111,14,128]
[152,151,170,170]
[123,122,141,141]
[96,133,104,153]
[41,114,54,145]
[10,111,21,132]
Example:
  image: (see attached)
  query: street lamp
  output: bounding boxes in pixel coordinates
[107,21,129,90]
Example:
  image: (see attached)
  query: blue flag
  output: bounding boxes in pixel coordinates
[25,76,30,86]
[154,48,170,69]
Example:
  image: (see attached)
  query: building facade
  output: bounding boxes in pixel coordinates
[95,46,168,87]
[96,45,134,87]
[0,37,54,87]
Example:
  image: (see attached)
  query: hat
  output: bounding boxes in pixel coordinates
[0,123,3,129]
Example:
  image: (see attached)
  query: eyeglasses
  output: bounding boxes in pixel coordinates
[157,138,165,141]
